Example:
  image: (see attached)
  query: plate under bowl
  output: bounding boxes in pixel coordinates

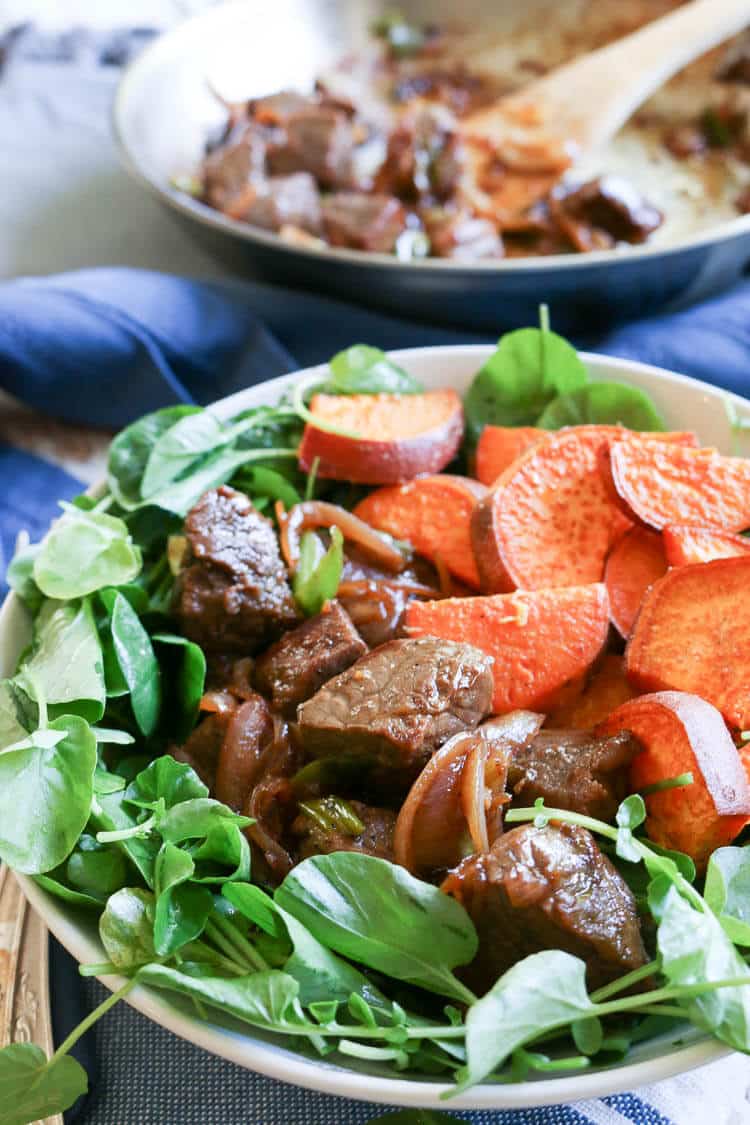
[8,346,748,1108]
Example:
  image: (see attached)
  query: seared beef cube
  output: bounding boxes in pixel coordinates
[508,729,640,822]
[553,176,662,247]
[255,600,367,715]
[321,192,407,253]
[423,209,503,260]
[178,486,298,653]
[202,128,267,214]
[375,107,460,202]
[297,637,494,770]
[292,798,396,861]
[268,106,356,188]
[239,173,321,233]
[443,824,647,992]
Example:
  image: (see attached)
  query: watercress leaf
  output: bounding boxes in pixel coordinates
[66,834,127,899]
[0,715,96,873]
[90,791,159,887]
[235,466,301,509]
[108,405,202,508]
[6,542,43,613]
[191,821,251,883]
[153,842,212,956]
[34,873,103,910]
[572,1016,604,1056]
[99,887,157,968]
[705,847,750,945]
[33,508,142,600]
[456,951,594,1092]
[138,964,311,1033]
[152,634,207,741]
[646,842,696,884]
[537,382,666,431]
[327,345,423,395]
[275,853,477,1002]
[615,794,647,862]
[93,770,127,795]
[224,882,390,1011]
[105,592,161,736]
[141,411,225,499]
[158,798,251,844]
[126,756,209,812]
[0,1042,88,1125]
[0,678,37,751]
[463,326,588,442]
[149,445,297,517]
[293,526,344,616]
[657,884,750,1051]
[17,599,106,722]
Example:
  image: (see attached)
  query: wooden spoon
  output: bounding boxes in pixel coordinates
[460,0,750,219]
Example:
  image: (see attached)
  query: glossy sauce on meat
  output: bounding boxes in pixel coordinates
[297,637,495,770]
[443,823,647,992]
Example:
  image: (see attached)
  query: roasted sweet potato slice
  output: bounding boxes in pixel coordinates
[405,583,610,714]
[471,428,633,592]
[546,654,637,730]
[474,425,695,488]
[662,523,750,567]
[626,556,750,730]
[474,426,542,485]
[298,389,464,484]
[596,691,750,869]
[353,475,487,589]
[604,526,668,637]
[610,439,750,532]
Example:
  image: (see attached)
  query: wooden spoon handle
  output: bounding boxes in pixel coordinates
[466,0,749,153]
[0,863,64,1125]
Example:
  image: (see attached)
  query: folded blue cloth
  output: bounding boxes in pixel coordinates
[3,266,750,1125]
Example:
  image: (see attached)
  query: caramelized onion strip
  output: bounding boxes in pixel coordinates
[281,501,406,574]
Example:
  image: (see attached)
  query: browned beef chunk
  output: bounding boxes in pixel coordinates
[267,105,357,188]
[297,637,494,770]
[250,91,316,126]
[321,192,407,253]
[423,209,503,260]
[391,66,495,117]
[238,172,321,233]
[507,729,640,822]
[337,545,439,647]
[214,693,275,811]
[374,108,461,203]
[291,798,396,861]
[178,486,298,653]
[442,824,647,992]
[255,600,367,715]
[551,176,662,249]
[202,128,267,214]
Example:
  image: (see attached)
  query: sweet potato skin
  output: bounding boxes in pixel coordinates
[663,524,750,567]
[546,654,637,730]
[471,428,633,593]
[475,426,542,485]
[298,390,464,484]
[626,556,750,730]
[405,583,610,714]
[353,475,486,589]
[596,691,750,869]
[604,526,668,637]
[610,439,750,532]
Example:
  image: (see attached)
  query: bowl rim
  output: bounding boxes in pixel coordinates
[112,0,750,277]
[9,343,745,1109]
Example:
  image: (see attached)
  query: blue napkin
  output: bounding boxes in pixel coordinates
[3,266,750,1125]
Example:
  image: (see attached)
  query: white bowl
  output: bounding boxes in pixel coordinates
[7,346,748,1110]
